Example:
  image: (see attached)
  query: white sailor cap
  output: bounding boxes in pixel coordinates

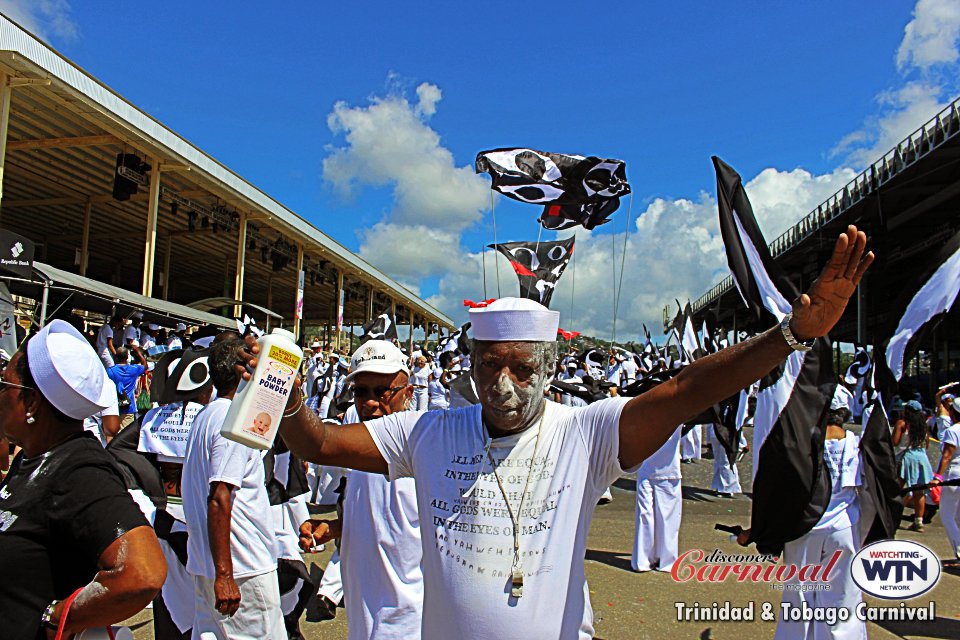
[26,319,113,419]
[175,323,187,332]
[147,323,160,331]
[469,297,559,342]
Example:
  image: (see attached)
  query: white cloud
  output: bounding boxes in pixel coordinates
[897,0,960,71]
[324,83,487,231]
[323,82,491,294]
[0,0,79,42]
[834,0,960,168]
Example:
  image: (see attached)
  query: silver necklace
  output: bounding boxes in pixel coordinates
[483,409,546,598]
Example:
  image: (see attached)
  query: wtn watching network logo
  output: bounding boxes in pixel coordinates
[850,540,941,599]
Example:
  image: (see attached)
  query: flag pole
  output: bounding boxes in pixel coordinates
[491,190,502,297]
[612,192,634,346]
[570,231,577,326]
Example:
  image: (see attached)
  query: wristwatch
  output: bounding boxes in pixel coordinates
[40,600,59,630]
[779,313,814,352]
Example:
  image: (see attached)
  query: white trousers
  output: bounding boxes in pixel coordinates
[317,548,344,604]
[775,526,866,640]
[707,426,741,494]
[158,539,195,634]
[192,570,286,640]
[941,485,960,559]
[632,477,681,572]
[412,388,429,411]
[681,426,702,460]
[312,465,345,505]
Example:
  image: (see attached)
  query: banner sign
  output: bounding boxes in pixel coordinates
[0,228,35,278]
[138,401,203,460]
[296,270,305,320]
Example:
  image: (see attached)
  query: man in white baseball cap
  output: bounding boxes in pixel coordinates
[301,340,422,639]
[254,227,873,640]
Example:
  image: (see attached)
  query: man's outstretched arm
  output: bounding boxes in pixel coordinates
[618,225,873,469]
[234,351,388,473]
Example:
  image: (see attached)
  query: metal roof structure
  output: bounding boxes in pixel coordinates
[0,13,452,342]
[667,96,960,354]
[3,261,235,329]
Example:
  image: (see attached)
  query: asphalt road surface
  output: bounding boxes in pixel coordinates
[124,430,960,639]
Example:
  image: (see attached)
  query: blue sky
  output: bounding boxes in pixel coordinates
[4,1,960,339]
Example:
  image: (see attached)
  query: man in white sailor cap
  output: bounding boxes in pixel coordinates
[167,323,188,350]
[301,340,423,640]
[254,228,872,639]
[141,323,160,351]
[123,312,143,349]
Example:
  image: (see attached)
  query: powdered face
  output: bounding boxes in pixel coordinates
[471,340,557,436]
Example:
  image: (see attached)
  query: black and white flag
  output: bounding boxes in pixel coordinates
[489,238,575,307]
[538,198,620,231]
[715,156,833,555]
[476,148,630,204]
[844,346,872,384]
[680,302,702,363]
[439,322,472,356]
[876,229,960,395]
[857,400,904,544]
[361,312,398,343]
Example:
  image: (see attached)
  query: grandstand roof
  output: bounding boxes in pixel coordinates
[0,14,452,335]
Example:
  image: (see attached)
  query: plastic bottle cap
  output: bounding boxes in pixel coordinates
[271,328,296,341]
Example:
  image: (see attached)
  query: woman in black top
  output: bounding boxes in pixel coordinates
[0,320,166,639]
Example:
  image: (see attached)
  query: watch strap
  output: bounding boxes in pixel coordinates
[780,313,814,352]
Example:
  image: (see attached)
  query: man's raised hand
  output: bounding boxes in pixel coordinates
[789,225,874,341]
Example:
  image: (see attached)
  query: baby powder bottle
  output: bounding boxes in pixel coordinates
[221,327,303,449]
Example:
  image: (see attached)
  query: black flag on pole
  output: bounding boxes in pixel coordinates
[714,156,832,555]
[858,400,904,544]
[489,238,575,307]
[361,312,398,343]
[538,199,620,231]
[875,229,960,399]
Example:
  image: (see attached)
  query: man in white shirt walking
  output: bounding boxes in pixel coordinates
[183,337,284,639]
[301,340,423,640]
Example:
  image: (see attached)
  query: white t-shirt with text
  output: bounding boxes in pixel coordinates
[182,398,276,579]
[365,398,630,639]
[341,406,423,640]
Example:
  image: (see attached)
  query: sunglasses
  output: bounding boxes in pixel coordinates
[352,384,408,401]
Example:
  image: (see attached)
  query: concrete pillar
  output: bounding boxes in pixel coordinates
[162,234,172,300]
[234,211,247,316]
[0,72,11,217]
[79,198,92,276]
[293,244,304,340]
[141,157,161,297]
[856,279,867,345]
[335,270,344,351]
